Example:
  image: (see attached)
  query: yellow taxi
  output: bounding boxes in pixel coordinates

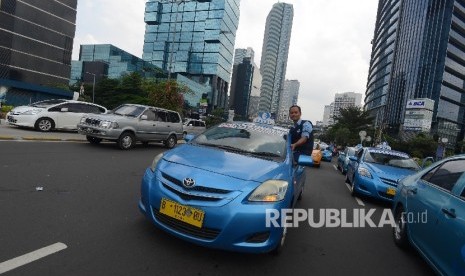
[312,143,323,168]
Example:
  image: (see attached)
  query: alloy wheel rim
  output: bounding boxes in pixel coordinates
[39,120,51,131]
[122,136,132,148]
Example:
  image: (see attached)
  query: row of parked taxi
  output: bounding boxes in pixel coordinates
[5,99,206,149]
[334,144,465,275]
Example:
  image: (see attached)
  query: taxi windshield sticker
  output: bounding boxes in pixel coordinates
[218,123,288,136]
[368,149,409,158]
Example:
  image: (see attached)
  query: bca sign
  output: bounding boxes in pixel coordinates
[406,98,434,110]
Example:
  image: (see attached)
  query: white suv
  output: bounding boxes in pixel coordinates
[183,118,206,137]
[6,99,107,132]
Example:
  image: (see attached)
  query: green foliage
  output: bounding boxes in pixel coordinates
[383,133,436,159]
[145,80,191,113]
[325,106,374,146]
[1,105,13,113]
[205,108,226,127]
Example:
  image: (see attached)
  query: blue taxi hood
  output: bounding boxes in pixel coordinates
[364,162,417,181]
[160,143,287,183]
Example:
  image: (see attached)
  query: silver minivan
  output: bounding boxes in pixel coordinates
[77,104,183,150]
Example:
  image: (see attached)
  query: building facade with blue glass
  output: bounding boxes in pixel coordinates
[70,44,162,85]
[142,0,240,112]
[366,0,465,147]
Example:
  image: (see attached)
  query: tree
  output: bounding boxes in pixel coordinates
[145,80,191,113]
[325,106,374,146]
[205,108,225,127]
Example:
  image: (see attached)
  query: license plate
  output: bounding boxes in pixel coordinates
[386,187,396,196]
[159,198,204,228]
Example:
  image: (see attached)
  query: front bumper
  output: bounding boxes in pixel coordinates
[353,175,397,201]
[77,124,122,140]
[139,168,288,253]
[5,113,38,128]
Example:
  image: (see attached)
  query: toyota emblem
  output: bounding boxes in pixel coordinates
[183,178,195,188]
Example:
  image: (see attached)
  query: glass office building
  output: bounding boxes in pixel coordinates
[143,0,240,111]
[258,2,294,115]
[0,0,77,105]
[366,0,465,146]
[70,44,162,85]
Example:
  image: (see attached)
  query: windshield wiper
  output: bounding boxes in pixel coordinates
[250,151,281,157]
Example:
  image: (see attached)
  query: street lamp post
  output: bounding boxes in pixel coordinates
[85,72,96,103]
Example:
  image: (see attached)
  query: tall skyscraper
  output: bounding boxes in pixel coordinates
[258,2,294,115]
[0,0,77,105]
[233,47,254,65]
[277,79,299,122]
[365,0,465,146]
[142,0,240,112]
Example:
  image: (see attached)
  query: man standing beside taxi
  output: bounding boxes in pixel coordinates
[289,105,314,162]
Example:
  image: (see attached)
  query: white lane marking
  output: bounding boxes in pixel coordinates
[355,197,365,206]
[345,183,365,206]
[0,242,67,274]
[333,165,338,171]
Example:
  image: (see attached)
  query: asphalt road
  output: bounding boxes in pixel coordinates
[0,141,435,275]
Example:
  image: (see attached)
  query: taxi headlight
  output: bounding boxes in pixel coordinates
[248,180,288,202]
[150,153,164,172]
[358,167,372,178]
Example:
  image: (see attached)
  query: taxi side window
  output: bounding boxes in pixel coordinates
[143,110,156,121]
[421,160,465,192]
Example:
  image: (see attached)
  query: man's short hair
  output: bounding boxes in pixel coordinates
[289,105,301,113]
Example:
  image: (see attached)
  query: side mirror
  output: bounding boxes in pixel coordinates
[184,133,196,142]
[297,154,314,167]
[349,156,358,162]
[60,108,68,112]
[140,115,148,120]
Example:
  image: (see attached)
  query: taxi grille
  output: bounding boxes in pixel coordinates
[161,172,231,194]
[378,192,395,199]
[380,177,397,187]
[153,208,220,240]
[162,183,221,202]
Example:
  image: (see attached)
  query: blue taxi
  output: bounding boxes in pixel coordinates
[139,122,313,253]
[392,154,465,275]
[345,147,420,201]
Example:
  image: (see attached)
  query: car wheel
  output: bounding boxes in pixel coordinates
[270,226,287,255]
[393,206,409,248]
[86,136,102,144]
[118,132,135,150]
[165,135,176,149]
[350,178,357,196]
[35,118,54,132]
[297,186,303,201]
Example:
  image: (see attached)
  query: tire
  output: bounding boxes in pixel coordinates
[165,135,176,149]
[117,132,135,150]
[270,226,287,255]
[35,118,54,132]
[86,136,102,144]
[350,177,357,197]
[297,186,303,201]
[393,206,409,248]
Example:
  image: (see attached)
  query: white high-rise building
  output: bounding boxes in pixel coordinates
[323,92,363,126]
[258,2,294,115]
[277,79,299,122]
[234,48,255,65]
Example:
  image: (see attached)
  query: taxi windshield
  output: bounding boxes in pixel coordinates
[364,151,420,171]
[192,123,288,160]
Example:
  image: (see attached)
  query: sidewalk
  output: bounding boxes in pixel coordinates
[0,120,86,141]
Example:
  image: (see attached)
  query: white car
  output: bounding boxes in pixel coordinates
[182,118,206,137]
[6,99,107,132]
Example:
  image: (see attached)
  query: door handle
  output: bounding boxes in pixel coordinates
[441,208,456,218]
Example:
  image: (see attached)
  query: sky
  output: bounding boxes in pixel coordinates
[72,0,379,123]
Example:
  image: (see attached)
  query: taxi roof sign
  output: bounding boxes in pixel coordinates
[253,112,275,125]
